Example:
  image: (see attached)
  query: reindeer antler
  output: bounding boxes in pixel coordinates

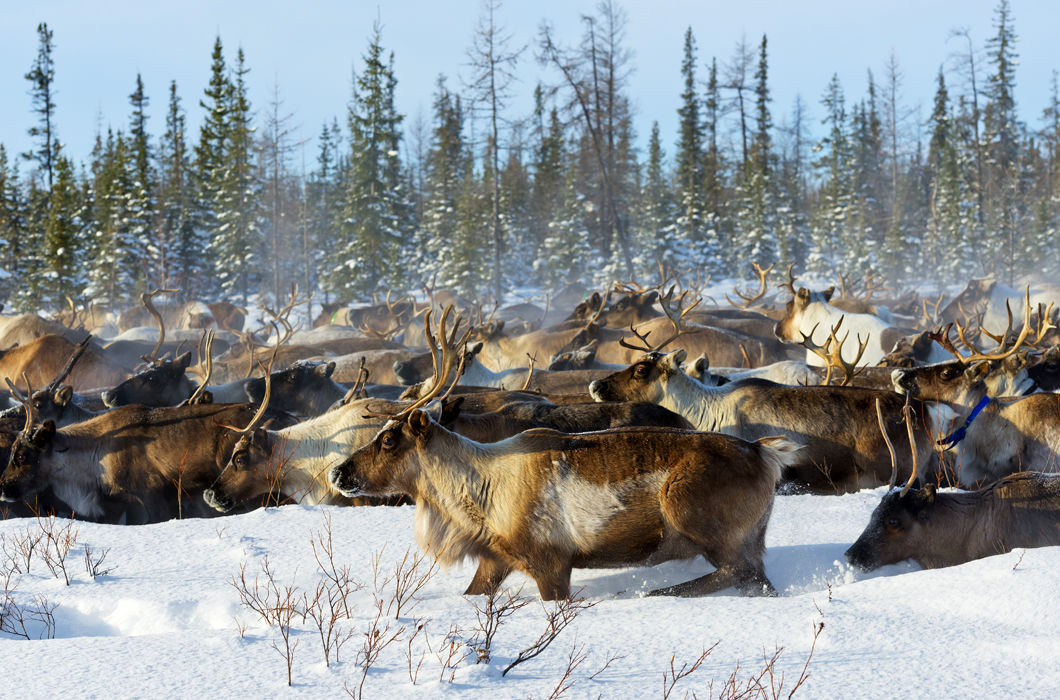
[777,262,798,297]
[619,286,700,353]
[365,305,470,422]
[232,341,280,436]
[46,336,90,393]
[5,374,35,440]
[141,288,180,364]
[800,318,868,386]
[183,330,215,406]
[725,262,776,309]
[955,288,1033,362]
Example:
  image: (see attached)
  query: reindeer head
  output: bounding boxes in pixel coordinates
[330,409,437,499]
[102,351,194,408]
[844,484,937,572]
[589,349,688,404]
[891,361,991,407]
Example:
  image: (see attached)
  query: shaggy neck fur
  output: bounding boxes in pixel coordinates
[658,369,740,433]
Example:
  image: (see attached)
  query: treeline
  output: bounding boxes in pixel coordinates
[1,0,1057,313]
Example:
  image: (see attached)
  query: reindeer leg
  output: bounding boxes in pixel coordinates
[532,564,572,602]
[464,555,512,596]
[648,564,776,598]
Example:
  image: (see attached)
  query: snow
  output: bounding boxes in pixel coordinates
[3,487,1057,697]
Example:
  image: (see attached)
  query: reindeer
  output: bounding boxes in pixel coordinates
[201,307,472,514]
[589,348,948,493]
[846,400,1060,571]
[328,401,800,599]
[775,285,951,367]
[0,396,298,523]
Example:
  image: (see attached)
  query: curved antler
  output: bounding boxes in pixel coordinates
[725,262,776,309]
[233,340,279,436]
[183,330,215,406]
[47,336,91,393]
[777,262,798,297]
[618,286,700,353]
[142,288,180,364]
[5,374,35,439]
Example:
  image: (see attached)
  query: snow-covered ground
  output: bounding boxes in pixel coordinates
[2,488,1056,698]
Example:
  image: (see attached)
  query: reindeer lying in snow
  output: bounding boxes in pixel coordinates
[329,406,799,600]
[846,399,1060,571]
[846,473,1060,571]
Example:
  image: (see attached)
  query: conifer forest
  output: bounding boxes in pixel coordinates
[1,0,1056,312]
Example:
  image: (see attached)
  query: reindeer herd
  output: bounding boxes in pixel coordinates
[2,266,1060,600]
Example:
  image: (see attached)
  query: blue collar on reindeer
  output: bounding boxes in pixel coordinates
[937,395,993,450]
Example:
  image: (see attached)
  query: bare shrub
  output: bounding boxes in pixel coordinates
[0,524,43,574]
[348,596,404,700]
[664,621,824,699]
[502,592,597,676]
[0,591,58,640]
[468,586,530,664]
[387,547,438,619]
[230,554,307,687]
[37,515,78,586]
[83,545,116,578]
[305,579,357,667]
[547,641,589,699]
[311,512,361,618]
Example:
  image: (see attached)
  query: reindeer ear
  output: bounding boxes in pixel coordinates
[468,341,484,356]
[796,287,810,301]
[31,420,56,447]
[823,286,836,302]
[663,348,687,370]
[642,290,659,306]
[175,351,193,369]
[54,385,74,407]
[316,362,336,378]
[694,356,708,373]
[915,483,936,508]
[409,409,432,436]
[966,361,992,383]
[439,396,464,426]
[589,292,601,306]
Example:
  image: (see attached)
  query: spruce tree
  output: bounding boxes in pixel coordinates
[636,121,679,275]
[212,47,260,303]
[535,156,592,291]
[415,76,468,294]
[332,24,408,300]
[0,146,26,302]
[24,22,57,191]
[528,88,565,254]
[127,73,154,292]
[42,146,85,305]
[86,129,136,308]
[674,27,705,247]
[736,34,776,266]
[159,80,201,295]
[983,0,1021,281]
[194,36,230,297]
[809,74,853,276]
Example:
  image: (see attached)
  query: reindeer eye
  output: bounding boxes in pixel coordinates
[380,433,396,449]
[234,453,249,468]
[885,517,900,530]
[940,368,958,380]
[634,365,649,378]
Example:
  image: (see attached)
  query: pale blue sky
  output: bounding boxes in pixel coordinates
[2,0,1056,171]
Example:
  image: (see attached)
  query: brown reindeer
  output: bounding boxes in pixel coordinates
[588,349,946,493]
[0,401,298,523]
[329,407,799,599]
[845,472,1060,571]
